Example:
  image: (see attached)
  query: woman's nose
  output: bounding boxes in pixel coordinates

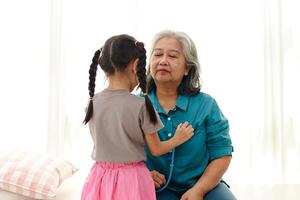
[159,55,168,66]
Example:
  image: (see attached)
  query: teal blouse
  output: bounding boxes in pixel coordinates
[145,91,234,192]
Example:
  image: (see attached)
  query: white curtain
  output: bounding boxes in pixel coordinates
[0,0,50,152]
[0,0,299,184]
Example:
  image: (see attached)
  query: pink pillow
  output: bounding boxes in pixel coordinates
[0,150,78,199]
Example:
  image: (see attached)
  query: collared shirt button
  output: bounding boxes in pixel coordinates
[167,117,171,121]
[167,133,172,137]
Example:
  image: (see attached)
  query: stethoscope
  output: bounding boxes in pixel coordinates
[155,148,176,192]
[155,148,231,193]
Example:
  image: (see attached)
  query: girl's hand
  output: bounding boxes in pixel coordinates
[150,170,166,188]
[180,187,204,200]
[173,122,194,146]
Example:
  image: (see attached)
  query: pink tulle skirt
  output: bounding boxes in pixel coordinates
[81,161,156,200]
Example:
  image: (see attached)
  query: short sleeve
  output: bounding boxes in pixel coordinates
[139,103,164,134]
[206,99,234,161]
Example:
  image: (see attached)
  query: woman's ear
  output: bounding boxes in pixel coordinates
[184,66,189,76]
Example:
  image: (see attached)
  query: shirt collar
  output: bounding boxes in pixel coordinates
[148,91,165,114]
[176,94,188,111]
[148,90,189,113]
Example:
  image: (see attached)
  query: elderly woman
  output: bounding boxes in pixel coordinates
[145,30,236,200]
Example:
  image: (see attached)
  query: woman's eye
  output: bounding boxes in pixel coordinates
[169,55,177,58]
[154,54,162,57]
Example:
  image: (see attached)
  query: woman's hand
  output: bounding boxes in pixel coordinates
[173,122,194,146]
[180,187,204,200]
[150,170,166,188]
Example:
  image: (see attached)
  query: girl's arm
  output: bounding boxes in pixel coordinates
[145,122,194,156]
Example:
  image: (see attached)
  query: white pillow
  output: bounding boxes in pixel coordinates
[0,149,78,199]
[0,189,33,200]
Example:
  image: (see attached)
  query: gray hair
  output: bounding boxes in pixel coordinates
[147,30,201,95]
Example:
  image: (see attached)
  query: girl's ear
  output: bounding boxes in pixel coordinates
[132,58,139,75]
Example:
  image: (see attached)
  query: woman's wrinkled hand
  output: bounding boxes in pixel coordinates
[180,187,204,200]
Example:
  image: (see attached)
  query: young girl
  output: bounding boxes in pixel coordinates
[81,34,194,200]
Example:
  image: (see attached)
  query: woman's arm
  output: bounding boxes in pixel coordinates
[194,156,231,194]
[181,156,231,200]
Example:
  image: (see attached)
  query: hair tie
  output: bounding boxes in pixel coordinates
[99,47,103,57]
[143,92,148,96]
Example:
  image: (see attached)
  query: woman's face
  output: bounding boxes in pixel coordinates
[150,36,188,86]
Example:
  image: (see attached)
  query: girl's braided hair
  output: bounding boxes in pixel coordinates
[83,34,158,125]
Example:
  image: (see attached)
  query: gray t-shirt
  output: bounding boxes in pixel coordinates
[88,89,164,163]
